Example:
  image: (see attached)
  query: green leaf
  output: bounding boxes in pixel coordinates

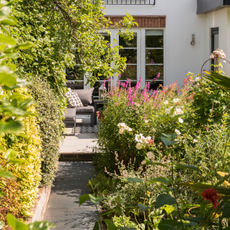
[138,203,153,212]
[0,16,17,25]
[0,121,22,133]
[148,177,169,184]
[103,219,117,230]
[89,194,103,205]
[185,217,204,224]
[204,71,230,92]
[9,159,26,164]
[3,149,17,161]
[27,221,56,230]
[156,194,176,208]
[144,158,168,168]
[123,177,143,183]
[158,220,179,230]
[0,190,5,197]
[161,205,175,215]
[79,194,90,206]
[182,183,230,195]
[17,42,32,50]
[0,171,14,179]
[176,164,201,173]
[93,221,99,230]
[0,34,16,45]
[160,136,177,146]
[222,201,230,218]
[0,72,16,86]
[6,213,28,230]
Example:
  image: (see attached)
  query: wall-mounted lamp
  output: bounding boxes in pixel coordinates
[190,34,195,46]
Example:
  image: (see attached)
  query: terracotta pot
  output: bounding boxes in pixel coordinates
[96,111,104,121]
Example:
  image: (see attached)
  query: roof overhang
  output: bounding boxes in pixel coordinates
[197,0,230,14]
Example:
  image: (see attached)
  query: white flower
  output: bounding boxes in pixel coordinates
[147,151,154,159]
[163,100,168,105]
[165,108,171,115]
[174,108,183,116]
[145,136,152,144]
[145,120,149,123]
[195,77,200,82]
[140,135,147,144]
[178,117,183,123]
[175,129,181,135]
[193,139,198,143]
[173,98,180,103]
[119,129,124,134]
[118,123,126,129]
[135,134,143,142]
[118,123,132,132]
[136,143,142,150]
[127,127,132,131]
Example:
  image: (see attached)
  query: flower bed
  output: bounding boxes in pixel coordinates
[91,72,230,229]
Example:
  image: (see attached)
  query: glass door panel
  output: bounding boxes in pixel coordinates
[119,33,137,81]
[145,30,163,90]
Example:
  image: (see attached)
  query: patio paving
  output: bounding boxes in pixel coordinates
[44,162,98,230]
[44,115,99,229]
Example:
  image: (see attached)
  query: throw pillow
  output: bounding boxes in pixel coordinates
[65,91,83,108]
[72,88,94,105]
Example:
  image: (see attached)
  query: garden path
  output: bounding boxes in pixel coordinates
[44,116,99,230]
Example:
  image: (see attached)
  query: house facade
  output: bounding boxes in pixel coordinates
[66,0,230,96]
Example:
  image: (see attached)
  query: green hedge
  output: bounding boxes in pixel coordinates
[0,88,42,221]
[28,76,65,186]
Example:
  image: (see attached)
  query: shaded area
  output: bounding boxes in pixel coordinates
[44,162,97,230]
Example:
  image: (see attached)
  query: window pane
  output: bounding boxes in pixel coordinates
[101,33,110,43]
[146,80,163,91]
[120,65,137,80]
[119,33,137,47]
[146,30,163,48]
[146,49,163,64]
[119,49,137,63]
[146,65,163,80]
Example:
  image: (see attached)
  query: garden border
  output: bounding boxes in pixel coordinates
[27,186,51,223]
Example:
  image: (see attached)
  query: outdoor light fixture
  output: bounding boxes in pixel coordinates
[190,34,195,46]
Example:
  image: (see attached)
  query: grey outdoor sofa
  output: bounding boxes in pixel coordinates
[64,88,96,135]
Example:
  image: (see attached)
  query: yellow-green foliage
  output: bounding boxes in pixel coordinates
[0,87,42,220]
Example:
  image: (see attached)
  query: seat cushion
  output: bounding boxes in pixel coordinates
[65,91,83,108]
[72,88,94,105]
[75,106,95,113]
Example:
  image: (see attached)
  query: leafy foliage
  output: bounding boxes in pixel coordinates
[0,87,42,223]
[28,76,64,186]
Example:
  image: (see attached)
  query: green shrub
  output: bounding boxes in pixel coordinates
[28,76,65,186]
[0,87,42,221]
[188,72,230,128]
[95,79,193,173]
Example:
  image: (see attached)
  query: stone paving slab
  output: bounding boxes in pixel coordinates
[44,162,98,230]
[60,134,98,154]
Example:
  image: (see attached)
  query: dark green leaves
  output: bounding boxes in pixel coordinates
[156,194,176,208]
[176,164,201,173]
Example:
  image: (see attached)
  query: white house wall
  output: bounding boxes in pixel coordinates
[205,8,230,76]
[104,0,207,87]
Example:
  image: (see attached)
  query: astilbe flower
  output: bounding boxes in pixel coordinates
[201,188,222,209]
